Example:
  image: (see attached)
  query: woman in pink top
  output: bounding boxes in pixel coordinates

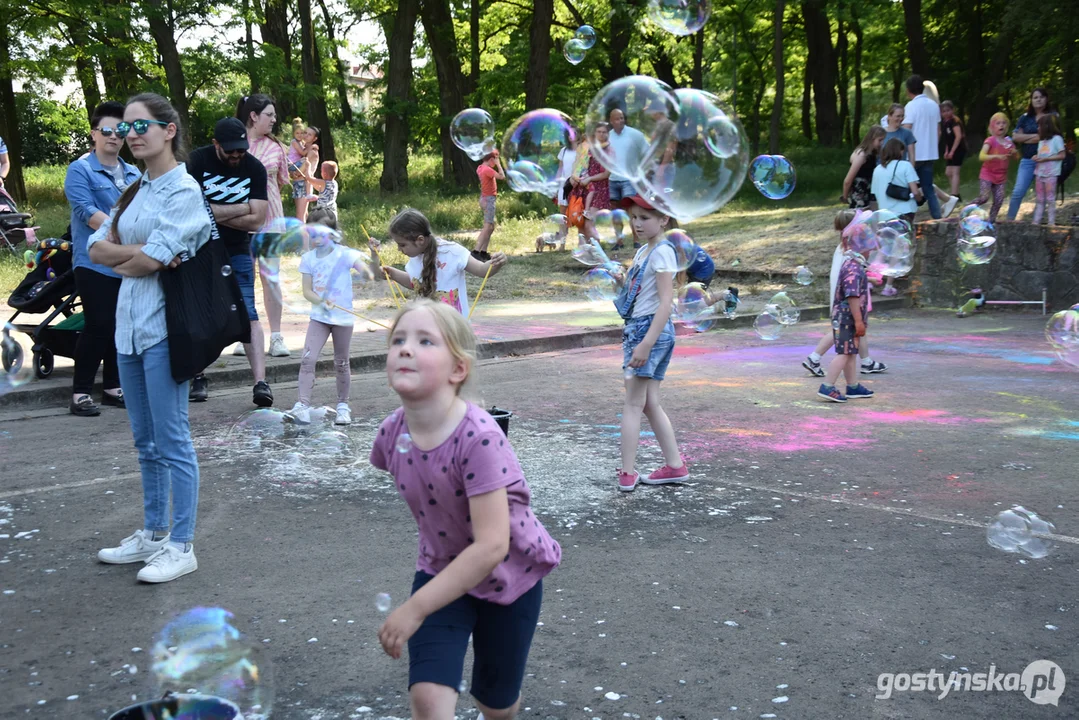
[237,94,292,357]
[973,112,1018,222]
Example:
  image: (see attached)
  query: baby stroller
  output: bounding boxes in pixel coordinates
[0,185,37,253]
[4,233,81,379]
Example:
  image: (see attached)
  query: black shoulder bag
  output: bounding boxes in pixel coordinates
[160,196,252,383]
[885,162,913,201]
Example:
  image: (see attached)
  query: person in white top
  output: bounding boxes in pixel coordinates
[901,75,948,219]
[605,109,649,239]
[288,208,366,426]
[370,208,507,319]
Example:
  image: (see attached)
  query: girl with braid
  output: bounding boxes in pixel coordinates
[369,208,507,318]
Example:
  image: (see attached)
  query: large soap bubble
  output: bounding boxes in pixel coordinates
[501,109,577,196]
[563,38,587,65]
[633,88,750,222]
[152,607,274,720]
[647,0,711,36]
[866,209,913,252]
[957,235,997,265]
[450,108,496,161]
[958,204,990,237]
[1045,303,1079,369]
[664,229,698,272]
[585,76,681,182]
[987,506,1056,559]
[769,291,800,325]
[583,264,623,302]
[754,307,784,340]
[571,239,611,267]
[868,233,915,278]
[675,282,714,332]
[574,25,597,49]
[749,154,796,200]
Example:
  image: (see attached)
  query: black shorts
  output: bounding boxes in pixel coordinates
[408,571,543,710]
[945,152,966,168]
[832,309,860,355]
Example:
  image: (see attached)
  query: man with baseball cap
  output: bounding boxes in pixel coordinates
[186,118,273,408]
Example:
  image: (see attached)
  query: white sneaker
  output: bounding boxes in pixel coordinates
[287,402,311,424]
[232,342,246,356]
[98,530,169,564]
[335,403,352,426]
[942,195,959,218]
[137,544,197,583]
[269,335,291,357]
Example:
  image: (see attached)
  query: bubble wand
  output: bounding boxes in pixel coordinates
[325,301,391,329]
[361,223,404,309]
[467,263,494,321]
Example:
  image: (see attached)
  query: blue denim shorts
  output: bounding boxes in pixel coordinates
[229,253,258,322]
[291,179,307,199]
[622,315,675,380]
[608,179,637,203]
[407,571,542,710]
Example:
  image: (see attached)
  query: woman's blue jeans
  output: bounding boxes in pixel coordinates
[1007,158,1037,220]
[116,338,200,543]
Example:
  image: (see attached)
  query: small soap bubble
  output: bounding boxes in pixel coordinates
[221,265,233,277]
[574,25,597,49]
[1045,304,1079,369]
[754,308,784,340]
[664,229,697,272]
[987,506,1056,558]
[957,235,997,265]
[584,265,622,303]
[395,433,413,454]
[543,213,568,241]
[375,593,392,612]
[647,0,711,36]
[793,266,814,285]
[450,108,496,161]
[674,283,714,333]
[750,154,796,200]
[721,287,740,319]
[705,116,743,159]
[501,109,577,196]
[563,38,587,65]
[769,292,800,325]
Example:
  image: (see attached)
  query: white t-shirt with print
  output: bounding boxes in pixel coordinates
[902,94,941,162]
[1036,136,1065,177]
[629,242,677,319]
[871,160,919,216]
[298,243,366,326]
[405,239,473,316]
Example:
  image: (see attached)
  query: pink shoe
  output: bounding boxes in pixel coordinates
[643,462,689,485]
[617,469,639,492]
[881,286,898,297]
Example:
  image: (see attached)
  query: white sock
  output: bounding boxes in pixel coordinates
[168,541,191,553]
[809,351,821,363]
[861,357,873,366]
[271,332,283,340]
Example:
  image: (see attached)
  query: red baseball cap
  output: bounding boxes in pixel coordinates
[620,195,655,211]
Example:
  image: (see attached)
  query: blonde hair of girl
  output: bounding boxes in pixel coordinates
[834,208,858,232]
[388,299,478,396]
[988,112,1010,134]
[388,208,440,299]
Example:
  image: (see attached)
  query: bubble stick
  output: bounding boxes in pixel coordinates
[325,301,390,329]
[361,223,404,308]
[467,263,495,321]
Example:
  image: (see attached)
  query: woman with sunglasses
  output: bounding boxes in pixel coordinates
[63,101,142,417]
[237,94,292,360]
[88,93,210,584]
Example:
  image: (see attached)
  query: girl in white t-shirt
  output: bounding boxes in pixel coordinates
[613,196,686,493]
[870,138,922,296]
[289,208,366,426]
[371,208,507,318]
[1032,114,1065,226]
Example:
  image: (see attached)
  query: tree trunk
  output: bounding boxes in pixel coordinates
[901,0,931,78]
[837,19,851,145]
[380,0,418,193]
[891,58,903,102]
[852,9,863,142]
[260,0,295,121]
[604,0,633,83]
[67,22,102,122]
[802,0,841,146]
[244,0,259,93]
[316,0,354,124]
[298,0,335,160]
[0,20,26,203]
[691,28,704,89]
[524,0,554,109]
[768,0,785,154]
[97,0,143,101]
[652,40,678,90]
[801,57,812,141]
[968,21,1017,149]
[143,0,190,137]
[469,0,480,94]
[419,0,475,188]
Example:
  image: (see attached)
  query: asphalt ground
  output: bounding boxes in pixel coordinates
[0,308,1075,719]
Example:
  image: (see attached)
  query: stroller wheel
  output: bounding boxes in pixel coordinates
[34,349,54,379]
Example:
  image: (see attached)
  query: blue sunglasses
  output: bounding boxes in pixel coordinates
[116,119,171,138]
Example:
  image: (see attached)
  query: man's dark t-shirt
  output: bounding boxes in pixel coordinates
[186,145,268,256]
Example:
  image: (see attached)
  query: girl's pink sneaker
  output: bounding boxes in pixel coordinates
[617,469,639,492]
[642,463,689,485]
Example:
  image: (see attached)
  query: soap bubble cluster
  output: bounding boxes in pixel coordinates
[151,607,274,720]
[450,109,496,161]
[987,506,1056,559]
[1045,303,1079,369]
[749,155,796,200]
[501,109,577,196]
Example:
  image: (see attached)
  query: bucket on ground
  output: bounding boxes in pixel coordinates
[109,694,243,720]
[488,407,513,436]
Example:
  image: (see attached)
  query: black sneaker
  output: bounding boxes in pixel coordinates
[189,375,208,402]
[70,395,101,417]
[253,381,274,407]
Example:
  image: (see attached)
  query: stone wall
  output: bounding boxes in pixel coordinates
[911,220,1077,311]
